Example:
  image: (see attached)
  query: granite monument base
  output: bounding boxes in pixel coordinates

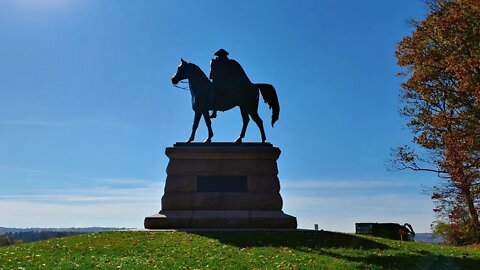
[144,143,297,229]
[145,210,297,229]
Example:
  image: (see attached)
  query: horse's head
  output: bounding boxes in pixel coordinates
[172,58,189,85]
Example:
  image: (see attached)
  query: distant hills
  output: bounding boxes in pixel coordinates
[414,233,445,244]
[0,227,128,234]
[0,227,129,245]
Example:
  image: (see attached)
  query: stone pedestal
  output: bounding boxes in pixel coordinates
[144,143,297,229]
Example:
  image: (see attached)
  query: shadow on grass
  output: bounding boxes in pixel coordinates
[186,230,480,268]
[187,230,390,250]
[319,248,480,269]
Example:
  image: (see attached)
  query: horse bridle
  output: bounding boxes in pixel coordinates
[172,80,190,91]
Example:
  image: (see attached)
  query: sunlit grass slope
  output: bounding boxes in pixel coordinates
[1,230,479,269]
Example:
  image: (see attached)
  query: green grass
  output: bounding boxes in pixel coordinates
[1,230,479,269]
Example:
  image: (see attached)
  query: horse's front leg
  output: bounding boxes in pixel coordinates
[202,111,214,143]
[235,108,250,143]
[187,111,202,143]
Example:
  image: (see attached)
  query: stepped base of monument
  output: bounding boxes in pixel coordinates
[144,210,297,229]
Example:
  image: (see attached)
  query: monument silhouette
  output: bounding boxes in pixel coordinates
[171,49,279,143]
[144,50,296,229]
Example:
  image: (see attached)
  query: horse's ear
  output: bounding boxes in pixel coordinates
[181,58,186,63]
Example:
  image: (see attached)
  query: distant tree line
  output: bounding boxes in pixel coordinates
[0,235,21,246]
[0,231,87,246]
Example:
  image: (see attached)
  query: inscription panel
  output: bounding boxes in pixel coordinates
[197,176,248,192]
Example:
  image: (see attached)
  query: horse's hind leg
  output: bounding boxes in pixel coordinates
[202,111,213,143]
[235,108,250,143]
[187,111,202,143]
[249,110,266,143]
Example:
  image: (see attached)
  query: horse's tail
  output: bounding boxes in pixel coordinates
[257,83,280,127]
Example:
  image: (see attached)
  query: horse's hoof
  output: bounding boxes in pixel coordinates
[186,138,193,143]
[204,138,212,143]
[235,137,243,143]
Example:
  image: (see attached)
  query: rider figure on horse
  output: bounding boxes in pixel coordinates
[209,49,251,118]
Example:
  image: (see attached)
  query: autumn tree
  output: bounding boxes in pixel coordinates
[393,0,480,244]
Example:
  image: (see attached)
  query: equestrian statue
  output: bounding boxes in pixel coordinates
[171,49,279,143]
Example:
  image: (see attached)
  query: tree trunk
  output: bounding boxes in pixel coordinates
[463,185,480,242]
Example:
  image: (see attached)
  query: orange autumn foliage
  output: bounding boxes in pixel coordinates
[395,0,480,244]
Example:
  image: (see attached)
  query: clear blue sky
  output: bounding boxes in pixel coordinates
[0,0,437,232]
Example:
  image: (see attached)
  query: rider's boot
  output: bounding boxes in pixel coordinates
[210,110,217,118]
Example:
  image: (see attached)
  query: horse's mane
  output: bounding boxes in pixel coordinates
[187,63,210,83]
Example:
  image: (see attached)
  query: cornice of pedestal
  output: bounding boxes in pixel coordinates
[165,142,281,160]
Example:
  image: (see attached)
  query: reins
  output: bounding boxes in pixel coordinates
[173,80,190,91]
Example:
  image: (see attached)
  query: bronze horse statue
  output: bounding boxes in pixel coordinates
[171,58,279,143]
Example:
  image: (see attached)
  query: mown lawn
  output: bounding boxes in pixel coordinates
[1,230,479,269]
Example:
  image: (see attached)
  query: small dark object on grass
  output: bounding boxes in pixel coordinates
[355,222,415,241]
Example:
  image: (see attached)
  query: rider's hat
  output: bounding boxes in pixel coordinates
[214,49,229,57]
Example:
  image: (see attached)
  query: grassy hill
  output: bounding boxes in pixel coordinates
[1,230,479,269]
